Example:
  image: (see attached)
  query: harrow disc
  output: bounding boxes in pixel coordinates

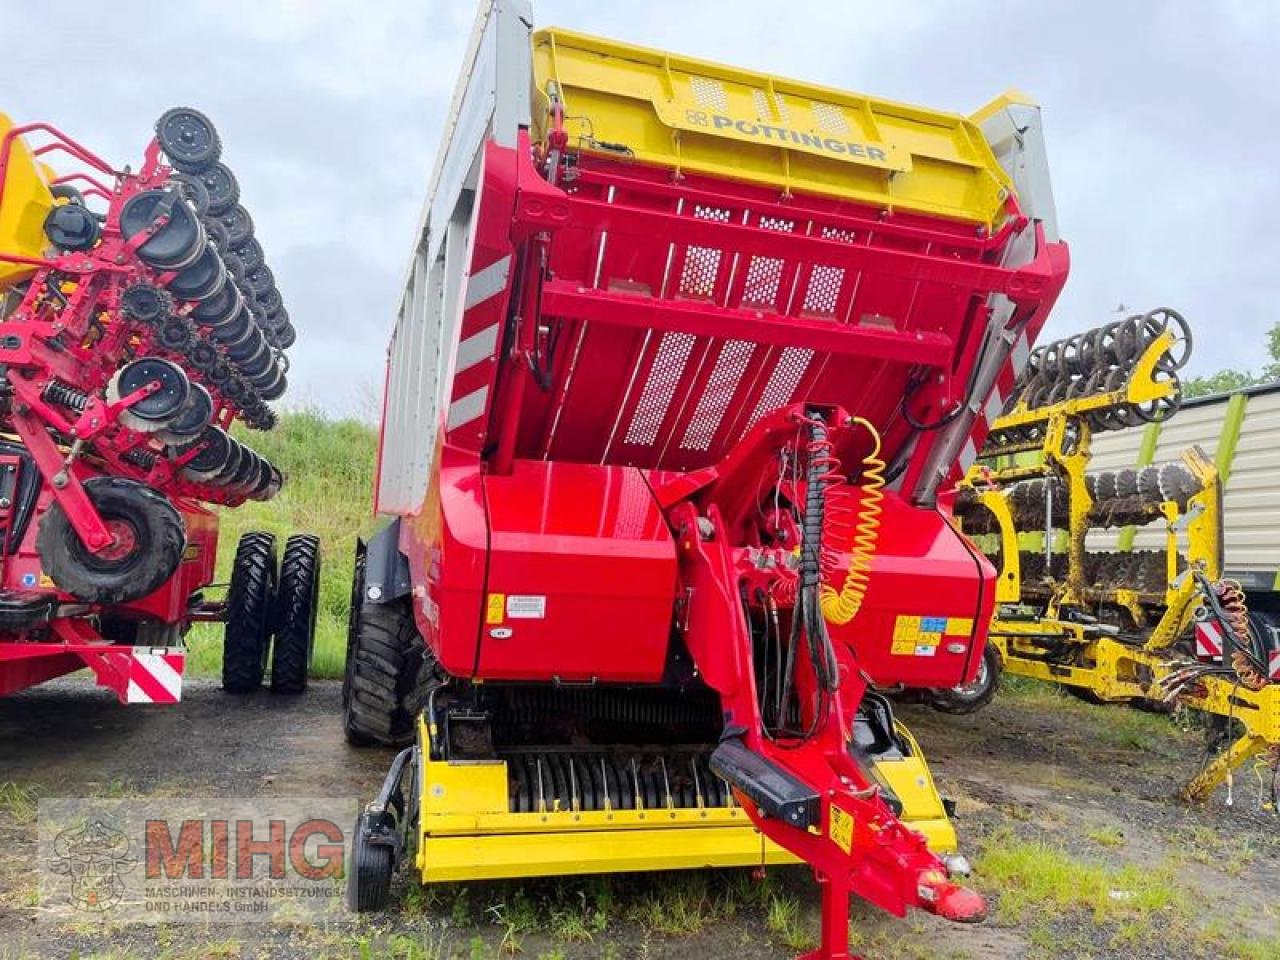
[232,237,265,273]
[156,383,214,444]
[169,245,228,302]
[190,279,242,327]
[203,216,231,254]
[218,203,254,247]
[209,306,254,346]
[168,173,210,216]
[256,286,283,317]
[120,188,207,270]
[109,357,191,431]
[244,264,275,299]
[256,366,287,401]
[225,324,267,362]
[275,320,297,350]
[187,339,221,373]
[214,437,245,484]
[157,317,196,352]
[156,107,221,173]
[179,426,232,482]
[197,161,240,216]
[120,283,172,325]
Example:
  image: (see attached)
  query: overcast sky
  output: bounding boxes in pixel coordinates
[4,1,1277,418]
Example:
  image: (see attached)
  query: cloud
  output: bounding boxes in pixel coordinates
[2,0,1276,416]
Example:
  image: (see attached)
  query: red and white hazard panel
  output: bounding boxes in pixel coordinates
[125,649,185,704]
[1194,620,1224,662]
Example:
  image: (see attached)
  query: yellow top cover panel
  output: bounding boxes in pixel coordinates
[532,29,1017,228]
[0,113,54,291]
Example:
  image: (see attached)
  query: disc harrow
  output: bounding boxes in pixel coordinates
[0,107,299,602]
[958,460,1203,536]
[0,107,294,510]
[983,308,1191,456]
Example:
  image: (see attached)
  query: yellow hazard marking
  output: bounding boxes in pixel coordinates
[829,804,854,854]
[486,593,505,625]
[38,573,53,588]
[945,617,974,635]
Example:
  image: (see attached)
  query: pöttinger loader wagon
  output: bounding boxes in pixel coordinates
[342,3,1069,956]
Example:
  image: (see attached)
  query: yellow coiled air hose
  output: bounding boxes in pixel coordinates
[820,417,885,626]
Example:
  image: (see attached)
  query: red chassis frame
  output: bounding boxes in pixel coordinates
[381,126,1069,958]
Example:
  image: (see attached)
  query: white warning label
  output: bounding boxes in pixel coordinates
[506,595,547,619]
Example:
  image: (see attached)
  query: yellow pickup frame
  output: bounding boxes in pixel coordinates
[412,717,956,884]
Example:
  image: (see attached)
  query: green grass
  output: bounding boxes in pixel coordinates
[976,828,1183,924]
[765,893,815,951]
[0,782,36,823]
[1084,825,1127,849]
[186,408,380,680]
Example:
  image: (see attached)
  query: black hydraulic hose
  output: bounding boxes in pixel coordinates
[802,418,840,693]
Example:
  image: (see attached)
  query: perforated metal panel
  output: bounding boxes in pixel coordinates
[741,217,794,308]
[812,101,849,134]
[800,227,857,317]
[678,205,731,299]
[680,340,755,451]
[747,347,814,429]
[624,331,698,446]
[690,76,729,112]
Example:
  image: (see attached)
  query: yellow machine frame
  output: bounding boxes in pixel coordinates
[962,330,1279,800]
[530,28,1022,229]
[0,112,55,291]
[412,716,957,883]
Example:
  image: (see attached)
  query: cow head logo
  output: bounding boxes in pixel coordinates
[48,819,136,912]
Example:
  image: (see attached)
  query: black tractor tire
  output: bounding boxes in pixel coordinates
[222,532,277,693]
[343,594,422,747]
[347,814,393,912]
[930,642,1003,715]
[36,477,186,604]
[270,534,321,694]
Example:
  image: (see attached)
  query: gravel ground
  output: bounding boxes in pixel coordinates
[1,676,1277,959]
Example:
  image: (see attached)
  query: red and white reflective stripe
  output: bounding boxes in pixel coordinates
[446,254,512,438]
[1269,649,1280,681]
[1195,621,1224,661]
[953,327,1035,479]
[125,650,185,704]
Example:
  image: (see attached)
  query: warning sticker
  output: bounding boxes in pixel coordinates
[506,595,547,619]
[892,614,967,656]
[486,593,505,624]
[829,804,854,854]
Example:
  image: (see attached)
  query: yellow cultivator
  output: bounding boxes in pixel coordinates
[955,309,1280,801]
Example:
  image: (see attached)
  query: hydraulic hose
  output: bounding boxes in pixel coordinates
[820,417,885,626]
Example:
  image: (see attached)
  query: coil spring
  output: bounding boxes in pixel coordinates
[1216,580,1267,690]
[122,448,157,470]
[820,417,885,626]
[43,381,89,412]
